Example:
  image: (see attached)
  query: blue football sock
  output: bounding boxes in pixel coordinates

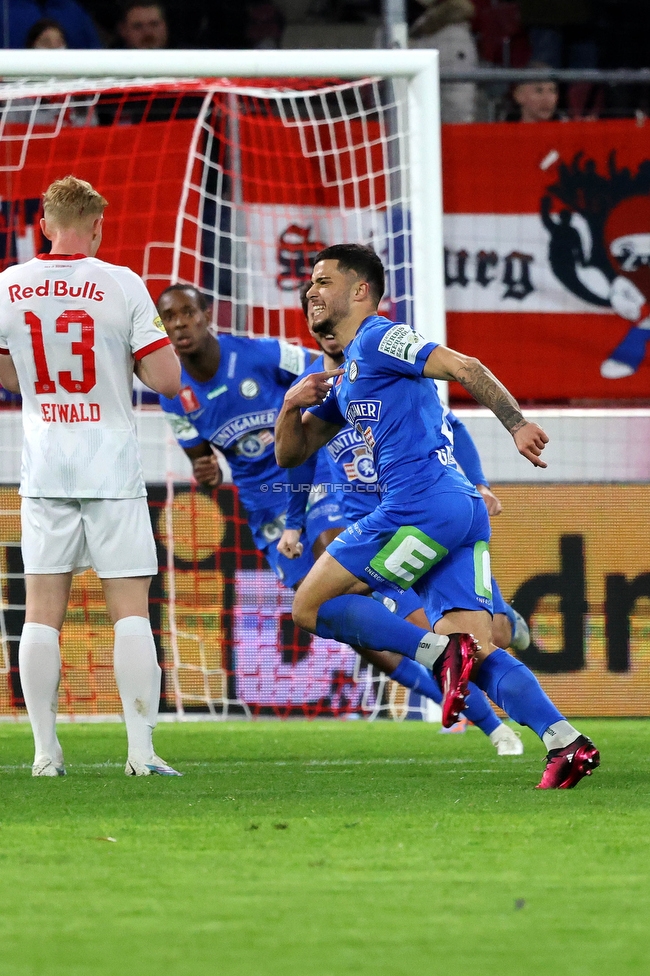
[315,594,444,663]
[391,657,442,703]
[461,684,502,737]
[390,659,501,737]
[475,648,564,740]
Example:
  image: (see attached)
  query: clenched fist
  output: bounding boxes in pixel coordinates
[192,453,222,487]
[278,528,304,559]
[512,422,549,468]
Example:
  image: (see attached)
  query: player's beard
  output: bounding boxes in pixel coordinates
[311,316,336,337]
[311,300,349,338]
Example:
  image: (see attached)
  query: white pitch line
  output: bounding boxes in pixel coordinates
[0,756,514,772]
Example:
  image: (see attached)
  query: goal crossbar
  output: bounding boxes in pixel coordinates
[0,48,437,80]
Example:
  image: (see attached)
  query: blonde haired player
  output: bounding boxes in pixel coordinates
[0,175,182,777]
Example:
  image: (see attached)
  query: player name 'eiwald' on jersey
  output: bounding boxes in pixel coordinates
[0,254,170,498]
[309,317,479,508]
[160,335,307,514]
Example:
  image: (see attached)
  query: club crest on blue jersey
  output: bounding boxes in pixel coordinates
[343,446,376,483]
[239,378,260,399]
[236,429,275,458]
[348,360,359,382]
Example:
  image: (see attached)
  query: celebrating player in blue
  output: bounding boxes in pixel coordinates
[275,244,600,789]
[157,284,316,588]
[279,291,527,755]
[281,288,530,653]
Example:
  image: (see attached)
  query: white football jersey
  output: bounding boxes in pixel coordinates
[0,254,170,498]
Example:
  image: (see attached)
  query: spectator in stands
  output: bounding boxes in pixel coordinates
[9,17,68,125]
[79,0,245,50]
[26,16,67,46]
[101,2,209,123]
[117,1,168,48]
[19,16,98,125]
[519,0,602,117]
[505,72,561,121]
[471,0,530,68]
[409,0,478,123]
[0,0,102,48]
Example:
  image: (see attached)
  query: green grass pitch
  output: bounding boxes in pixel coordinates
[0,719,649,976]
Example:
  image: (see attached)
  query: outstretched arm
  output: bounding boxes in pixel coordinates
[275,368,343,467]
[424,346,549,468]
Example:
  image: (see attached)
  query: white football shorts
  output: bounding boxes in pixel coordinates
[21,496,158,578]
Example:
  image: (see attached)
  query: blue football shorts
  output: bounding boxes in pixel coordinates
[305,491,348,552]
[327,489,493,626]
[371,586,423,620]
[249,509,315,589]
[264,537,315,588]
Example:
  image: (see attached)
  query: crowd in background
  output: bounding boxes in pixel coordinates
[0,2,649,120]
[410,0,650,121]
[0,2,645,64]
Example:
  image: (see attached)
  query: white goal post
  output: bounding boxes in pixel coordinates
[0,48,445,346]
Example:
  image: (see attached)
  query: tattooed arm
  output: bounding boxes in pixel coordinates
[423,346,549,468]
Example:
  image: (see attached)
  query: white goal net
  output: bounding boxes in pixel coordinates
[0,50,443,721]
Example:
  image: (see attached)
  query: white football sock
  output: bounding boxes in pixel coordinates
[19,622,62,763]
[113,616,161,763]
[542,720,581,751]
[414,632,449,669]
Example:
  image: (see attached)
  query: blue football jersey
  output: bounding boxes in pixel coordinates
[286,352,382,525]
[324,424,379,522]
[161,335,309,515]
[309,315,478,511]
[284,353,345,531]
[446,409,489,487]
[295,354,334,490]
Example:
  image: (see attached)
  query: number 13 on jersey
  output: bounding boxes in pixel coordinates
[25,309,96,395]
